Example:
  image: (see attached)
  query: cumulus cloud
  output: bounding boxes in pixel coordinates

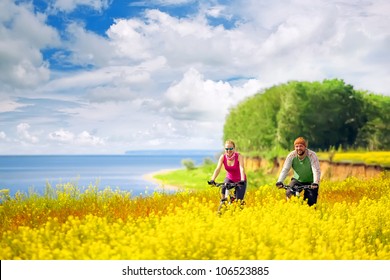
[50,0,110,13]
[130,0,196,6]
[16,123,39,143]
[0,131,6,140]
[163,68,262,120]
[105,9,262,78]
[0,0,60,89]
[225,0,390,89]
[49,129,104,146]
[75,131,105,145]
[48,129,75,143]
[62,22,113,67]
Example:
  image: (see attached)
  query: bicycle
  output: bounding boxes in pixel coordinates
[207,180,244,213]
[277,183,313,201]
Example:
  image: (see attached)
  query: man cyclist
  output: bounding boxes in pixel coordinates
[276,137,321,206]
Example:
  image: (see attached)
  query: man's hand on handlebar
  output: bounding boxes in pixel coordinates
[311,183,319,189]
[276,181,283,188]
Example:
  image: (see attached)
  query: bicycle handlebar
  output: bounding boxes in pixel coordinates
[278,183,313,192]
[208,181,241,190]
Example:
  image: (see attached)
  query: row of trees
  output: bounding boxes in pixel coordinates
[223,79,389,153]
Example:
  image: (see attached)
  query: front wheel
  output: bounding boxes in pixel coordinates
[217,196,244,214]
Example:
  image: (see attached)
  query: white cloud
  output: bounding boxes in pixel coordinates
[42,56,167,95]
[75,131,105,146]
[106,9,262,78]
[16,123,39,143]
[63,22,113,67]
[49,129,104,146]
[107,18,154,62]
[49,129,75,143]
[204,5,227,18]
[0,0,60,89]
[141,0,195,6]
[0,131,6,140]
[163,68,262,120]
[51,0,110,12]
[0,98,29,113]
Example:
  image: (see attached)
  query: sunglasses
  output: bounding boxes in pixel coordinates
[225,147,234,151]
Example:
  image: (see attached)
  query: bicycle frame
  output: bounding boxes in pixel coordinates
[208,181,242,213]
[279,183,312,200]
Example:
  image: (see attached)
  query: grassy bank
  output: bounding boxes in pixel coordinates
[152,161,277,191]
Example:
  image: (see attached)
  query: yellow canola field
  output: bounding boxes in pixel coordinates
[317,151,390,166]
[0,175,389,260]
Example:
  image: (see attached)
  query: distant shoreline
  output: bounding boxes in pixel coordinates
[143,168,182,191]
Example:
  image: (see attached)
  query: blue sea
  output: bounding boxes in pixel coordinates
[0,150,219,197]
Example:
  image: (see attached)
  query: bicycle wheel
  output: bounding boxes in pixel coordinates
[217,198,228,214]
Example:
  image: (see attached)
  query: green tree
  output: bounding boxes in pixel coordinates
[181,159,196,170]
[223,79,386,152]
[355,93,390,150]
[224,83,284,151]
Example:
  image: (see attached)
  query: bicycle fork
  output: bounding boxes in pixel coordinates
[286,188,301,201]
[222,188,236,203]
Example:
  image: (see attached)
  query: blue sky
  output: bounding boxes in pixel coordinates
[1,0,389,154]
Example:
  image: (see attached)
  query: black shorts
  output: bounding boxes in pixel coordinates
[289,178,319,206]
[222,178,247,200]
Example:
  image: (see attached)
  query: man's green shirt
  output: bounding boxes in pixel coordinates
[292,156,314,183]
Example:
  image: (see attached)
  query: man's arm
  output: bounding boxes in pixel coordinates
[308,150,321,184]
[277,151,295,183]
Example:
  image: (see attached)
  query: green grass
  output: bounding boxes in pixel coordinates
[154,163,220,190]
[153,162,276,190]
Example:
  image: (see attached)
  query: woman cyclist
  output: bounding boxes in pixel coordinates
[209,139,247,202]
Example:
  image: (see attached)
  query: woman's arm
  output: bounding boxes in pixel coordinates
[211,154,224,181]
[238,153,246,181]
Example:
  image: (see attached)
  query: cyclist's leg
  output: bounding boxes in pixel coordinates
[304,187,319,206]
[287,178,300,198]
[221,177,231,199]
[235,180,247,201]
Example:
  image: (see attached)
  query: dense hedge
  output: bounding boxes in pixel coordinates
[223,79,390,153]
